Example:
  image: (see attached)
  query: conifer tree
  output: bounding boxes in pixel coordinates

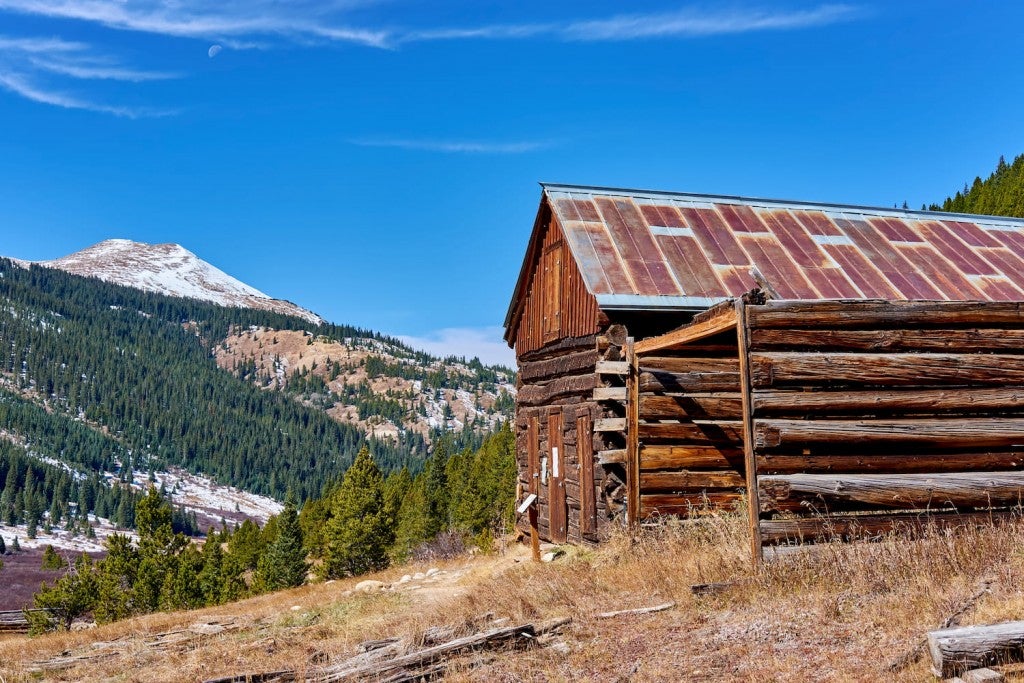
[256,493,308,590]
[0,535,6,555]
[40,545,67,570]
[321,447,392,578]
[94,533,140,623]
[28,554,97,633]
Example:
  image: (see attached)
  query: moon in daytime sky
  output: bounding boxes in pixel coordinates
[208,45,222,58]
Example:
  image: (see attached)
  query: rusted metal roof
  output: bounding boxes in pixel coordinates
[544,183,1024,309]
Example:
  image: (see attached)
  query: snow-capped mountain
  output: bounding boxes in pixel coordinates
[20,239,322,324]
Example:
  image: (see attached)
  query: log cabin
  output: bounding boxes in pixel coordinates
[503,183,1024,561]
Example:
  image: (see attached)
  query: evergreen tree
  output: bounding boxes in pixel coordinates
[27,554,97,633]
[0,535,6,555]
[40,545,67,570]
[321,447,392,578]
[256,493,308,591]
[94,533,140,623]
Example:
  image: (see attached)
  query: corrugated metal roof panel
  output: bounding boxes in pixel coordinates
[544,184,1024,306]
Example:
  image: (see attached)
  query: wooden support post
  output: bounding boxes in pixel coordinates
[626,337,640,529]
[735,297,763,566]
[529,506,541,562]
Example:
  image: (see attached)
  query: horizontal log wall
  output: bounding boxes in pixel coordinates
[745,299,1024,550]
[635,329,746,519]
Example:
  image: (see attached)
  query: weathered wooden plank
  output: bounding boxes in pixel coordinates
[639,370,741,394]
[634,308,738,354]
[755,418,1024,450]
[517,374,598,406]
[527,416,539,494]
[578,412,597,538]
[626,338,640,529]
[640,393,743,420]
[518,334,599,362]
[596,360,629,375]
[758,509,1017,544]
[638,421,743,445]
[757,451,1024,475]
[640,492,743,516]
[597,449,625,464]
[639,356,739,374]
[749,327,1024,352]
[640,444,744,470]
[595,418,627,432]
[640,470,745,491]
[549,411,567,544]
[758,471,1024,512]
[752,387,1024,416]
[593,386,627,401]
[927,621,1024,678]
[736,297,762,565]
[751,352,1024,388]
[746,300,1024,329]
[518,349,599,382]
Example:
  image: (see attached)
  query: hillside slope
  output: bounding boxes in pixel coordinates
[0,255,512,546]
[2,517,1019,682]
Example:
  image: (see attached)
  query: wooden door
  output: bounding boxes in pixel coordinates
[577,411,596,538]
[527,414,540,494]
[548,410,567,542]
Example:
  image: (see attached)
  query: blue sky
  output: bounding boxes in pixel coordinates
[0,1,1022,366]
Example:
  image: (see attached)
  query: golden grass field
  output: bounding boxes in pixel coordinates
[3,509,1024,681]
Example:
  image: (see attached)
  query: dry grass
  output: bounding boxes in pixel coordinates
[4,512,1024,681]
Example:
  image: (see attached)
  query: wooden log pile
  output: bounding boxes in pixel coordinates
[743,299,1024,551]
[0,609,31,634]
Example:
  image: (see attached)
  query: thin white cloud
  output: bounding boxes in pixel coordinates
[0,2,863,49]
[29,57,178,81]
[0,71,173,116]
[350,137,552,154]
[559,5,860,41]
[398,327,515,368]
[0,35,87,52]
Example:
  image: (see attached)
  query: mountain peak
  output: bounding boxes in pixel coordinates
[32,239,322,324]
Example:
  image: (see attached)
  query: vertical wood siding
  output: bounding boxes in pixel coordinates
[513,208,601,356]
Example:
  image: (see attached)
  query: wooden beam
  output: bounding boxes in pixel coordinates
[596,360,629,375]
[634,308,738,354]
[626,337,640,529]
[752,387,1024,417]
[758,471,1024,512]
[735,297,763,565]
[749,327,1024,353]
[594,418,627,432]
[750,352,1024,388]
[756,451,1024,475]
[746,300,1024,329]
[639,444,744,470]
[755,417,1024,451]
[593,387,627,401]
[640,470,745,490]
[759,509,1016,544]
[597,449,626,465]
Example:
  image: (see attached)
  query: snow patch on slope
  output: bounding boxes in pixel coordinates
[29,239,322,324]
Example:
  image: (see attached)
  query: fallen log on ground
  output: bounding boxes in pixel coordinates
[595,602,675,619]
[887,578,993,672]
[316,618,571,682]
[927,620,1024,678]
[204,617,571,683]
